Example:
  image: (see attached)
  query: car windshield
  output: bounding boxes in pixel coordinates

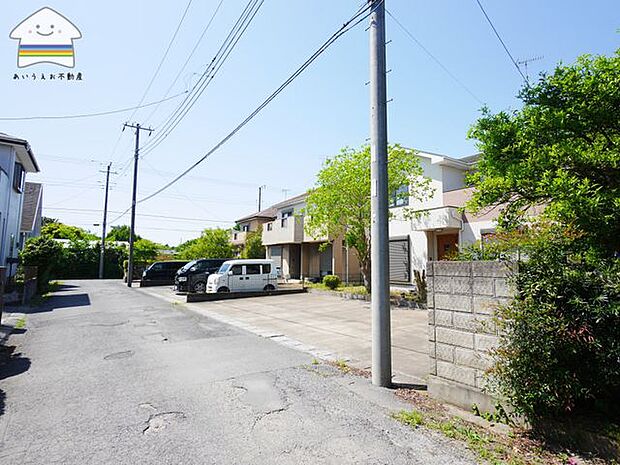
[179,260,197,272]
[218,263,231,274]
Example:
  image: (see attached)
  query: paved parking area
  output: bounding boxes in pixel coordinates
[139,287,429,384]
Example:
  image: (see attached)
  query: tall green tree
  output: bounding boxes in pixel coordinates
[106,225,142,243]
[465,51,620,420]
[177,228,235,260]
[304,144,433,291]
[240,227,266,259]
[41,222,98,241]
[134,239,162,263]
[467,50,620,255]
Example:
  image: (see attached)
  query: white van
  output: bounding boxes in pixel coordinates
[206,259,278,293]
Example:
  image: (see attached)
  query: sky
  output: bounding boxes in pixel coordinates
[1,0,618,245]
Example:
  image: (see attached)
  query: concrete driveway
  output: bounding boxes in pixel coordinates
[140,287,429,384]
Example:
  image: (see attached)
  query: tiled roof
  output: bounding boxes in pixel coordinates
[20,182,42,232]
[235,192,308,223]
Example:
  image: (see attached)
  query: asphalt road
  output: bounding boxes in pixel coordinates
[0,280,475,464]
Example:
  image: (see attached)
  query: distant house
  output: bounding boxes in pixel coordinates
[235,193,363,282]
[231,204,278,248]
[0,133,40,277]
[20,182,43,247]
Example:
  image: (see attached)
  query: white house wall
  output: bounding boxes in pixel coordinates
[0,145,23,274]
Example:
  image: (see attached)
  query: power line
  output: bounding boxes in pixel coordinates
[385,9,484,105]
[143,0,226,124]
[0,92,187,121]
[45,207,234,223]
[136,2,375,206]
[139,0,265,158]
[473,0,527,82]
[126,0,195,123]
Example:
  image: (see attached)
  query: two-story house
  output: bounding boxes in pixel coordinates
[256,193,363,282]
[0,133,40,277]
[231,205,278,248]
[234,150,499,286]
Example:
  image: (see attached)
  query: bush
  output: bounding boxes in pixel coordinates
[488,231,620,421]
[19,236,63,292]
[322,274,341,290]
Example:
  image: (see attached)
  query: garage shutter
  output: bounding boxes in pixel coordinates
[389,239,410,283]
[270,246,283,277]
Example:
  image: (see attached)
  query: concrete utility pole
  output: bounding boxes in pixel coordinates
[98,162,113,279]
[123,123,153,288]
[258,185,266,211]
[369,0,392,387]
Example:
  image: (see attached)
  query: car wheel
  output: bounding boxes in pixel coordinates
[217,286,230,293]
[263,284,275,291]
[193,281,206,293]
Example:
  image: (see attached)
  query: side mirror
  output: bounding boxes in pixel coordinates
[227,271,233,276]
[190,266,197,272]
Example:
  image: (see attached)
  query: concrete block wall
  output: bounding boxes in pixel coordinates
[427,261,516,412]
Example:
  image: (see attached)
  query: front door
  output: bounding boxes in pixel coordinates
[437,233,459,260]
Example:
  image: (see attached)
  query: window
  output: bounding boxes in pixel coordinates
[242,224,250,232]
[231,265,243,275]
[246,264,261,275]
[13,163,24,192]
[281,209,293,228]
[389,184,409,208]
[262,264,271,274]
[267,223,273,231]
[233,233,238,240]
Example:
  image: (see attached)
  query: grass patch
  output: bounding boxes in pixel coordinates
[393,408,537,464]
[306,283,368,295]
[334,359,351,373]
[391,388,613,464]
[14,317,26,330]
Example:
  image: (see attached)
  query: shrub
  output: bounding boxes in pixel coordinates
[19,236,63,292]
[322,274,341,290]
[488,231,620,421]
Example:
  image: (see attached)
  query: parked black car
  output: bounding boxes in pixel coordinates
[175,258,228,293]
[141,261,188,285]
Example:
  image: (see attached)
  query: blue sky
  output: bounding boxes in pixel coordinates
[1,1,618,245]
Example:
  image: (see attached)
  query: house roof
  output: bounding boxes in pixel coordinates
[0,132,39,172]
[20,182,43,232]
[235,192,308,223]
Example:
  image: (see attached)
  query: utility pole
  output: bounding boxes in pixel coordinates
[258,185,266,211]
[123,123,153,288]
[98,162,113,279]
[369,0,391,387]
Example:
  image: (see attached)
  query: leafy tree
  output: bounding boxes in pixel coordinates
[467,50,620,256]
[42,222,98,241]
[19,236,63,291]
[106,225,141,243]
[133,238,162,263]
[240,227,265,259]
[177,228,234,260]
[465,51,620,421]
[304,144,433,291]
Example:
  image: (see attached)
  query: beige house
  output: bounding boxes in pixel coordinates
[231,206,278,248]
[234,194,363,282]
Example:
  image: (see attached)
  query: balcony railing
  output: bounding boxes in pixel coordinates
[410,206,462,231]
